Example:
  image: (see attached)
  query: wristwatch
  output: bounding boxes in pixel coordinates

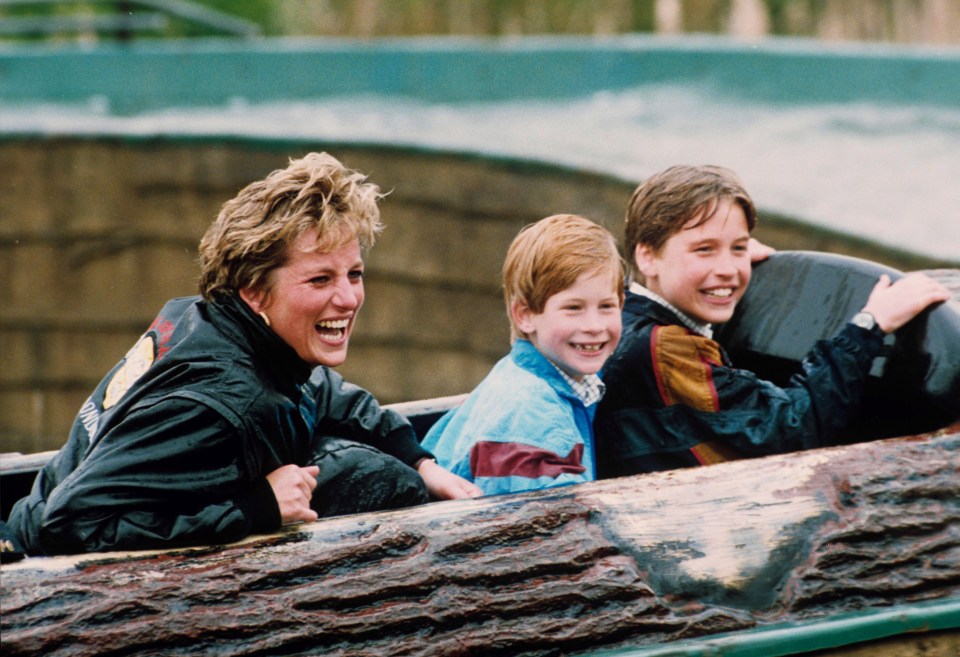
[851,311,884,336]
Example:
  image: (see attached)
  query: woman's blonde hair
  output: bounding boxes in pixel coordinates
[503,214,624,341]
[198,152,383,300]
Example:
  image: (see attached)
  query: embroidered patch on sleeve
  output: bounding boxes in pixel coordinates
[651,325,722,411]
[103,333,156,410]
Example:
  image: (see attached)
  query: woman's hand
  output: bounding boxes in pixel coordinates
[861,273,950,334]
[267,464,320,525]
[417,459,483,500]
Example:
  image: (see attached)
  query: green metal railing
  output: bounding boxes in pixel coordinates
[591,597,960,657]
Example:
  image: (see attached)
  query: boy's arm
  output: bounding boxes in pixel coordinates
[423,384,592,496]
[468,436,590,495]
[643,322,883,456]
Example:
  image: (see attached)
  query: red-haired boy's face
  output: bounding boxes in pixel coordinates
[636,198,752,326]
[513,270,622,381]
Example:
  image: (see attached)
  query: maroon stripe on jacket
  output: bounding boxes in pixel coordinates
[470,441,585,479]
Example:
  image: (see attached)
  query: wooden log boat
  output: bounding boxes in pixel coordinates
[2,252,959,657]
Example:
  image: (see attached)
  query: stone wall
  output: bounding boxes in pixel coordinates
[0,137,630,454]
[0,136,943,454]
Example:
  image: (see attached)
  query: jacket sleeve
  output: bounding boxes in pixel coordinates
[421,381,591,496]
[310,368,432,467]
[620,322,883,459]
[35,398,280,555]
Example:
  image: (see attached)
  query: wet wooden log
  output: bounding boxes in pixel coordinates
[2,422,959,657]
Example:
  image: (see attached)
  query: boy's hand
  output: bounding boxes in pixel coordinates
[862,273,951,333]
[418,459,484,499]
[748,238,776,263]
[267,464,320,525]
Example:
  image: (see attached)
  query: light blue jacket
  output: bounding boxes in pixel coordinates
[421,339,596,496]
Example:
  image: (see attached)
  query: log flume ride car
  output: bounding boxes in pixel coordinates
[2,252,959,657]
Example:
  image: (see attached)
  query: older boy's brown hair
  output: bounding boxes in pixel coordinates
[503,214,624,341]
[624,165,756,281]
[198,152,383,301]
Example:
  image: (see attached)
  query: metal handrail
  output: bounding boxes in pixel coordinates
[0,0,261,38]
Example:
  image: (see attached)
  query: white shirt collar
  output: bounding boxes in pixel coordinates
[549,362,606,407]
[629,282,713,339]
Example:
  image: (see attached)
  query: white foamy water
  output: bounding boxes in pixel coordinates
[3,84,959,261]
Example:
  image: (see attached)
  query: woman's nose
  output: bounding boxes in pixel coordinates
[333,278,360,309]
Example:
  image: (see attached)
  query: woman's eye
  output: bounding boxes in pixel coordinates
[310,276,330,285]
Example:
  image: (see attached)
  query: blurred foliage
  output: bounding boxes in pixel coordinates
[0,0,956,43]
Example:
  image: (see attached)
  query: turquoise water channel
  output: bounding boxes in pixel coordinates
[2,36,958,262]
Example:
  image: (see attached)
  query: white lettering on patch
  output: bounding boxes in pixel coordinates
[78,398,100,439]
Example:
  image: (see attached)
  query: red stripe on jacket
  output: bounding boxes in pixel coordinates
[470,442,586,479]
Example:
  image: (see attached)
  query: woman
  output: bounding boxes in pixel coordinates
[7,152,481,556]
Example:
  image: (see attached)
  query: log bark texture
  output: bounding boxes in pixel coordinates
[2,424,959,656]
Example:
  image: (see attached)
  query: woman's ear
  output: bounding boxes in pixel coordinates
[239,287,265,314]
[634,243,659,279]
[510,299,536,336]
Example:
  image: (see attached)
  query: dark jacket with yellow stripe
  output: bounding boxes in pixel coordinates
[594,293,883,478]
[7,293,430,556]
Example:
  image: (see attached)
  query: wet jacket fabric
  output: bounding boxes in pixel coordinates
[594,292,884,478]
[8,293,431,555]
[421,338,596,495]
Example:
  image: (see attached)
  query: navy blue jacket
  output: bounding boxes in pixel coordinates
[594,293,884,478]
[8,293,430,555]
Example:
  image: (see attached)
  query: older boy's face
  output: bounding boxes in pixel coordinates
[637,198,751,326]
[514,271,622,381]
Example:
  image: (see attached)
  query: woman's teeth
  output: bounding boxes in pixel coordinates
[316,319,349,336]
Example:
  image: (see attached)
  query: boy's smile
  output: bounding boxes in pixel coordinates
[513,270,622,381]
[636,198,752,326]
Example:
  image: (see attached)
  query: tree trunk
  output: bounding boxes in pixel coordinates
[2,423,959,656]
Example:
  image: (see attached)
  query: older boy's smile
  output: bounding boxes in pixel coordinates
[704,287,734,298]
[637,198,752,326]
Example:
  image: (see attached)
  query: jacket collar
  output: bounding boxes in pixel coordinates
[509,338,585,404]
[208,292,313,386]
[627,283,713,338]
[624,290,695,331]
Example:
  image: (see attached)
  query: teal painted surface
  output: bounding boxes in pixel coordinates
[588,597,960,656]
[2,35,959,114]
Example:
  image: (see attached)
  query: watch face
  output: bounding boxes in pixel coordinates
[853,312,876,331]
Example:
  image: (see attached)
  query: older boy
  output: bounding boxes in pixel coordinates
[422,214,624,495]
[594,165,951,477]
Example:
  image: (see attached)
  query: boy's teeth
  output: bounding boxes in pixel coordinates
[705,288,733,298]
[576,344,602,352]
